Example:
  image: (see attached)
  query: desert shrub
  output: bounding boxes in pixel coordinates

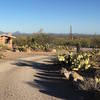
[0,45,9,51]
[17,46,27,52]
[0,53,4,59]
[13,33,100,52]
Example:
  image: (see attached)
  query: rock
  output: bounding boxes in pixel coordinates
[26,48,32,53]
[61,68,84,82]
[70,71,84,82]
[51,49,56,53]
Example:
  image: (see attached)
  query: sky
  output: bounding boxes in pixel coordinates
[0,0,100,34]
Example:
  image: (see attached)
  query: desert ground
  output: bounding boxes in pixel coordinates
[0,51,94,100]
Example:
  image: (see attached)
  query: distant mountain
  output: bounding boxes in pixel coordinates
[13,31,33,36]
[13,31,21,35]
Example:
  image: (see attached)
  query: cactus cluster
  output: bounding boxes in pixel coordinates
[57,51,96,71]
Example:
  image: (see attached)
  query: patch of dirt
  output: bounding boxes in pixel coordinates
[0,51,55,60]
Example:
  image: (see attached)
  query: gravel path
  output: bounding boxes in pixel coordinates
[0,55,83,100]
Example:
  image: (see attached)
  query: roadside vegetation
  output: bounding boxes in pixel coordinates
[13,33,100,51]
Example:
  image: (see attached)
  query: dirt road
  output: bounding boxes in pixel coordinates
[0,55,85,100]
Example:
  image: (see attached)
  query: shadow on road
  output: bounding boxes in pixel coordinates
[12,57,96,100]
